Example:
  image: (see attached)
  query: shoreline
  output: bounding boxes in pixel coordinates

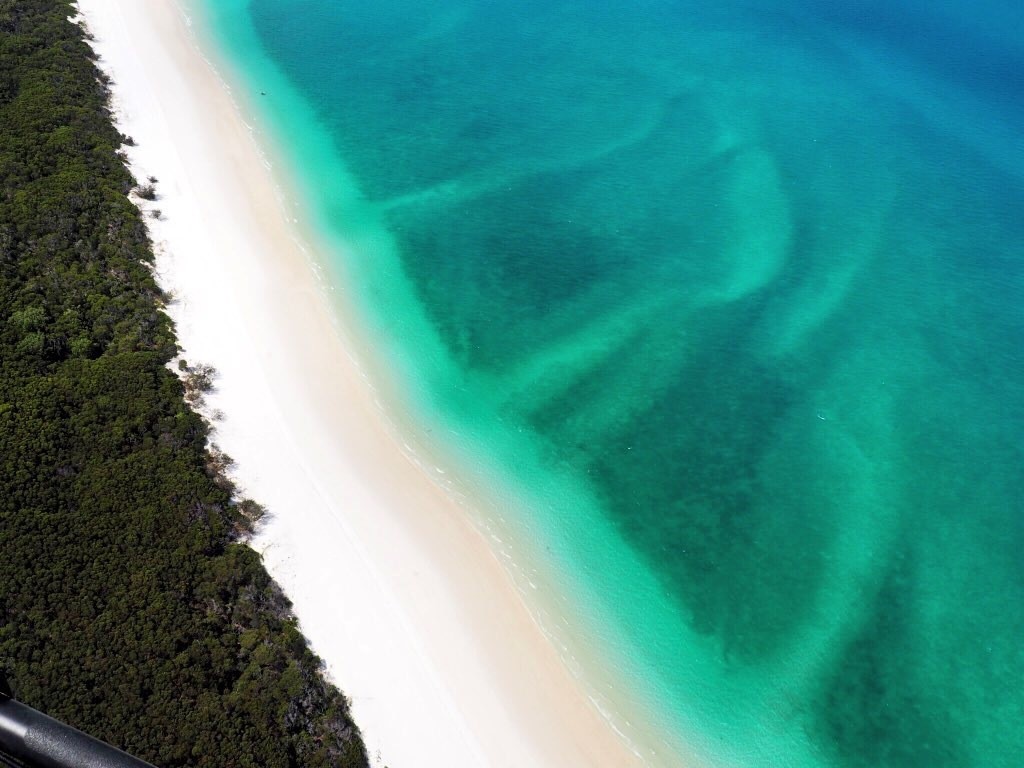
[74,1,672,766]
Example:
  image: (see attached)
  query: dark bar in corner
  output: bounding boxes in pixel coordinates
[0,675,156,768]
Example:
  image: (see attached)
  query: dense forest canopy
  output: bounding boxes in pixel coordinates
[0,2,368,765]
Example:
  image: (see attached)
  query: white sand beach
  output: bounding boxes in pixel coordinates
[74,1,654,766]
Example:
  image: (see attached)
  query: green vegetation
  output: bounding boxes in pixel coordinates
[0,2,368,765]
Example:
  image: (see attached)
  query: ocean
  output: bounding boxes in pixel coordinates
[195,0,1024,765]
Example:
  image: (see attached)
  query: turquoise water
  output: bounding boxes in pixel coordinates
[197,0,1024,765]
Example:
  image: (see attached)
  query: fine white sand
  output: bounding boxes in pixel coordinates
[74,1,653,766]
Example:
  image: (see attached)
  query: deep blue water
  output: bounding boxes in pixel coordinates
[202,0,1024,764]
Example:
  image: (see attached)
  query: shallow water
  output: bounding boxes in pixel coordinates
[200,0,1024,764]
